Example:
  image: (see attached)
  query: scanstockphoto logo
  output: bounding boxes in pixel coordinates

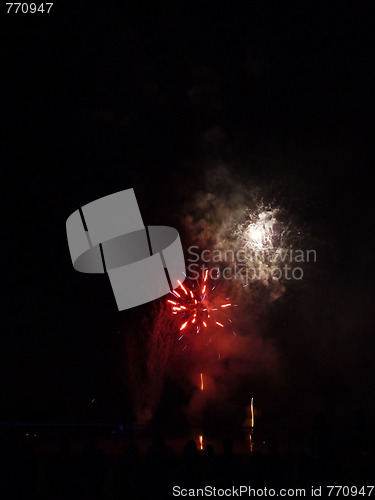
[66,189,186,311]
[186,246,317,283]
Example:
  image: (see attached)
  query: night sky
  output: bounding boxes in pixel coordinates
[2,3,374,430]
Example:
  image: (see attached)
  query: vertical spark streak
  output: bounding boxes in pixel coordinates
[199,435,204,450]
[200,372,204,391]
[249,433,253,453]
[251,397,254,428]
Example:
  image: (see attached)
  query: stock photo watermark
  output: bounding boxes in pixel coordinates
[186,246,317,283]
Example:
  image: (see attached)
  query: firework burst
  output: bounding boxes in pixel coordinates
[168,269,235,342]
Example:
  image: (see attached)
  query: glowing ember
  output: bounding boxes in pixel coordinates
[200,372,204,391]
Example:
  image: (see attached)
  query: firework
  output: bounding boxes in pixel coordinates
[231,206,303,291]
[168,270,234,340]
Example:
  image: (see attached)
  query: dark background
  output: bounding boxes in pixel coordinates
[2,2,374,427]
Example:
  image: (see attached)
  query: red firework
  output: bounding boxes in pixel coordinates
[167,269,234,341]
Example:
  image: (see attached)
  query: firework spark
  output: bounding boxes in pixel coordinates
[199,434,204,450]
[249,433,253,453]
